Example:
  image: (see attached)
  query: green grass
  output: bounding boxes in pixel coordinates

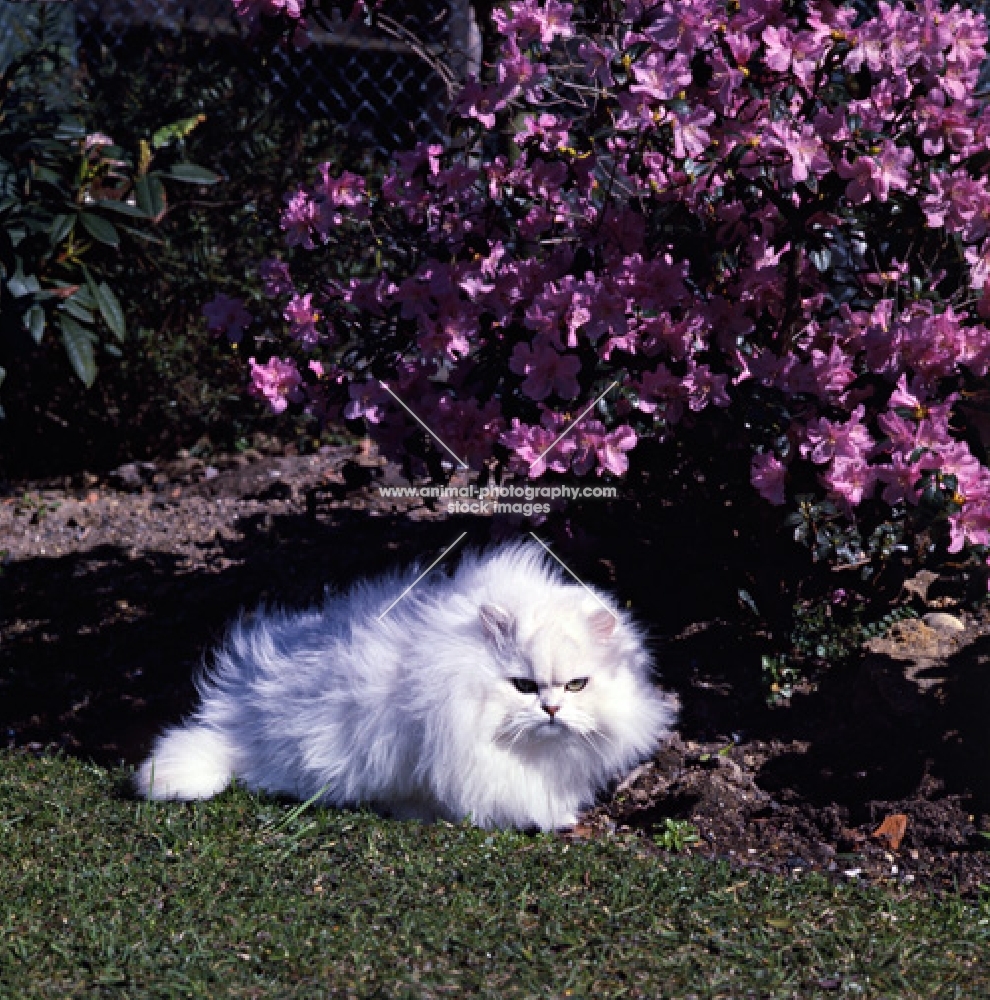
[2,751,989,999]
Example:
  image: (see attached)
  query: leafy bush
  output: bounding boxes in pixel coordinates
[240,0,990,599]
[0,12,386,473]
[0,4,218,411]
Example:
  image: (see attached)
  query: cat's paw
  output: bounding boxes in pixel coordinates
[547,813,579,832]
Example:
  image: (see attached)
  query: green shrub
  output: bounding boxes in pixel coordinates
[0,4,218,416]
[1,15,385,473]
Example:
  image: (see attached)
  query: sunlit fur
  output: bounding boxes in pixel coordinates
[134,542,677,830]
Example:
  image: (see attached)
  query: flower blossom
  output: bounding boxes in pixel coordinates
[203,294,252,343]
[751,453,788,506]
[284,293,322,348]
[509,340,581,400]
[248,356,303,414]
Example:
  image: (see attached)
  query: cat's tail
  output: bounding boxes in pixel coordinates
[134,722,235,801]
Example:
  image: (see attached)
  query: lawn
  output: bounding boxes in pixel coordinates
[2,750,989,998]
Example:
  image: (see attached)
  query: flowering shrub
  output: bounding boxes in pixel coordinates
[240,0,990,578]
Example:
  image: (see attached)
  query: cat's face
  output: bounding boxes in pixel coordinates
[478,598,633,750]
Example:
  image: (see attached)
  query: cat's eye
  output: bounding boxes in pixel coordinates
[511,678,539,694]
[565,678,588,692]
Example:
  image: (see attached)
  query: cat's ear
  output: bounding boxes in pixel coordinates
[588,607,618,640]
[479,604,515,647]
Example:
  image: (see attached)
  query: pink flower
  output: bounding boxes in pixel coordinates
[577,40,615,87]
[800,408,874,465]
[888,374,925,413]
[83,132,115,152]
[570,420,637,476]
[498,37,549,101]
[248,356,303,414]
[314,167,369,232]
[232,0,302,21]
[949,500,990,553]
[635,363,689,424]
[426,396,504,469]
[751,452,787,506]
[824,456,877,508]
[837,142,914,204]
[509,340,581,400]
[284,293,322,348]
[455,79,509,129]
[764,122,831,186]
[258,258,294,298]
[492,0,574,46]
[762,24,822,86]
[417,312,473,361]
[671,107,715,160]
[203,294,252,343]
[281,189,319,249]
[877,452,927,506]
[682,362,730,412]
[344,380,391,424]
[500,415,576,477]
[630,51,692,103]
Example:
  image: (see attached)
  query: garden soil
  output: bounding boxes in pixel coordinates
[3,442,990,894]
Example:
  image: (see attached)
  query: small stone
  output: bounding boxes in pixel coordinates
[922,612,965,633]
[108,462,147,491]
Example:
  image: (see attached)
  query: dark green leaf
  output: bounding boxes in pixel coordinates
[134,175,166,221]
[23,304,45,344]
[61,296,94,323]
[72,283,96,309]
[50,212,75,244]
[164,163,221,185]
[7,272,41,298]
[59,315,97,387]
[93,282,125,341]
[94,199,150,218]
[79,213,120,247]
[53,119,87,141]
[32,165,62,185]
[737,589,760,617]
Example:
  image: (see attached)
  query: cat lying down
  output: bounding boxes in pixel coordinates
[135,542,676,831]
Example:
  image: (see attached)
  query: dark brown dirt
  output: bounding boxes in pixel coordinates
[3,443,990,895]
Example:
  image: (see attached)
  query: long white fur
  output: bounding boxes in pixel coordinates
[134,541,676,830]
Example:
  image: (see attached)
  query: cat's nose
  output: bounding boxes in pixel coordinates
[542,703,560,718]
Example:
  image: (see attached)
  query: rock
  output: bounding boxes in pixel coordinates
[108,461,155,492]
[922,612,965,634]
[164,456,205,483]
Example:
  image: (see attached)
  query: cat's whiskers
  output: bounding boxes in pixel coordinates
[575,723,615,754]
[494,717,534,750]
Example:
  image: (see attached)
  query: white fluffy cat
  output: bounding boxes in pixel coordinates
[134,541,676,830]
